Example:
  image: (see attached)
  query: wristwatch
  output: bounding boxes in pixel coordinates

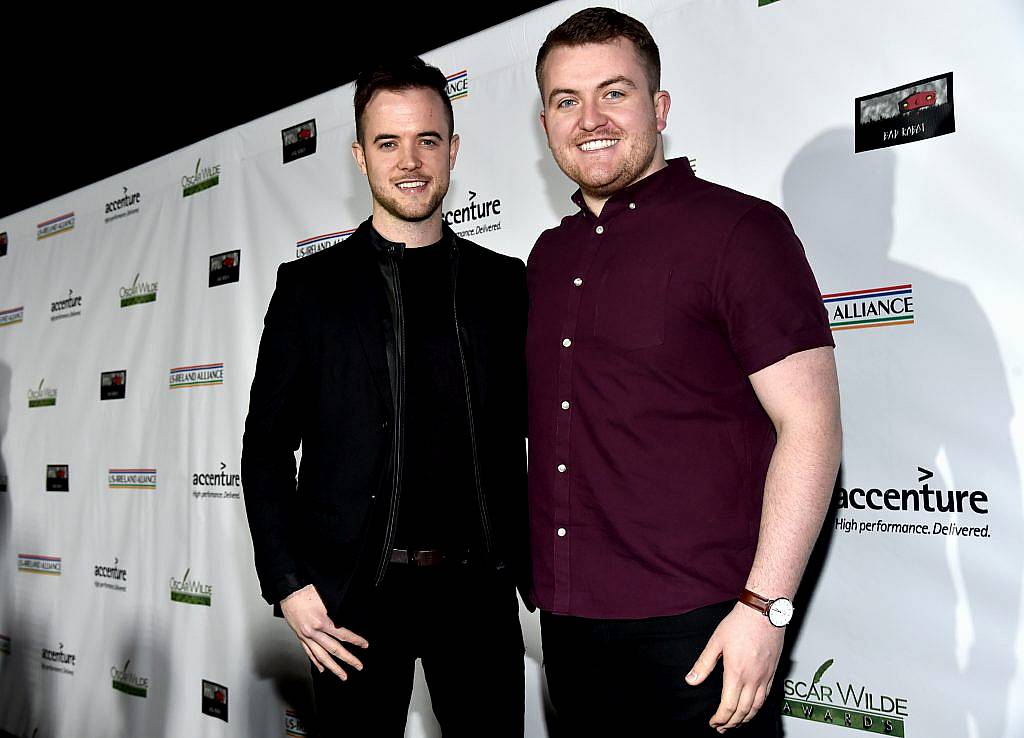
[739,589,794,627]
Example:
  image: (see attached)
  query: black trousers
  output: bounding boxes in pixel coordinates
[541,600,782,738]
[311,562,525,737]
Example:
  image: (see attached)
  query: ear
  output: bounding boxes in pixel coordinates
[448,133,460,171]
[654,90,671,133]
[351,141,367,175]
[539,108,548,136]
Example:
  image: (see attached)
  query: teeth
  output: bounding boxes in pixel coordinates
[579,139,618,151]
[397,181,426,189]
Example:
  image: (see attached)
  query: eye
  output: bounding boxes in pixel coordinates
[605,90,625,100]
[556,98,577,109]
[379,141,396,150]
[420,138,438,147]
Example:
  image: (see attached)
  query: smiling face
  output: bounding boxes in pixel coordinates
[540,39,670,204]
[351,87,459,225]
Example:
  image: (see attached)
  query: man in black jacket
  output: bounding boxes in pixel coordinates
[241,57,528,737]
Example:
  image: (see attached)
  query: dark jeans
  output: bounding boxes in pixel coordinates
[541,600,782,738]
[311,562,525,737]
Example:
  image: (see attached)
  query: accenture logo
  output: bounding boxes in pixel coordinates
[823,284,913,331]
[51,288,84,321]
[41,642,77,676]
[95,557,128,592]
[105,186,142,223]
[442,189,502,239]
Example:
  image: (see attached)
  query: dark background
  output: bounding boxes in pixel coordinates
[1,6,554,219]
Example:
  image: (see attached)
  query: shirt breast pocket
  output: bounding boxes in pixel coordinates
[592,260,672,350]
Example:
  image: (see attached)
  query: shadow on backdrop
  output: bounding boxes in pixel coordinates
[782,128,1022,738]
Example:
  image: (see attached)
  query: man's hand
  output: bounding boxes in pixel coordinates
[280,584,369,680]
[685,602,784,733]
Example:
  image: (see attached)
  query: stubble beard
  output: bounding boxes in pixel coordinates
[553,124,659,200]
[370,178,447,223]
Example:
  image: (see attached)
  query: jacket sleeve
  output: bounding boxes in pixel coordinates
[241,262,310,606]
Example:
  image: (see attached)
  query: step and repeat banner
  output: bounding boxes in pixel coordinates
[1,0,1022,735]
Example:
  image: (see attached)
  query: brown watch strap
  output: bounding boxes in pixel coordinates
[739,588,771,616]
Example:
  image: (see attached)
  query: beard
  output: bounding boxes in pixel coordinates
[369,177,447,223]
[550,123,659,199]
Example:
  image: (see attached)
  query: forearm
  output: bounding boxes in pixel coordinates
[744,409,842,599]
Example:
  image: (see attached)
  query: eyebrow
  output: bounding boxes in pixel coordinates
[547,75,638,106]
[372,130,444,143]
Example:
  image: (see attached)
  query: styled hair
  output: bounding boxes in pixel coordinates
[535,7,661,96]
[353,57,454,143]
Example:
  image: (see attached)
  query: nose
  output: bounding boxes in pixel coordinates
[578,97,609,132]
[398,143,422,171]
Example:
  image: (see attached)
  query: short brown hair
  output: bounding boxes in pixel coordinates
[536,7,661,96]
[353,57,454,144]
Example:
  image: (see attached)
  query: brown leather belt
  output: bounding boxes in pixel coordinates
[389,549,449,567]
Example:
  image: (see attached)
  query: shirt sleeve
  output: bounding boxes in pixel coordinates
[713,201,834,375]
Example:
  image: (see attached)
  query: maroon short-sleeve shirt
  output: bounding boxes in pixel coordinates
[526,158,834,619]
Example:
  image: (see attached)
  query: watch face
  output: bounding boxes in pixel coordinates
[768,598,794,627]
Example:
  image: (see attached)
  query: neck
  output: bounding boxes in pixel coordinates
[581,140,668,217]
[370,202,443,248]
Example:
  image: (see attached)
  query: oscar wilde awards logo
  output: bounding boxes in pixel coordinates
[296,228,355,259]
[784,658,909,735]
[101,370,127,400]
[18,553,62,575]
[41,642,77,676]
[169,362,224,389]
[28,378,57,408]
[856,72,954,153]
[192,461,242,501]
[169,567,213,606]
[182,158,221,197]
[104,186,142,223]
[0,305,23,327]
[36,212,75,240]
[834,466,991,539]
[45,464,69,492]
[202,679,229,722]
[446,69,468,101]
[108,468,157,491]
[119,273,158,307]
[282,119,317,163]
[50,288,84,321]
[209,249,240,286]
[823,284,913,332]
[442,189,502,239]
[94,557,128,592]
[112,659,149,698]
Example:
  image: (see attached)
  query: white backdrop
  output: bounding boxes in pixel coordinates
[1,0,1022,736]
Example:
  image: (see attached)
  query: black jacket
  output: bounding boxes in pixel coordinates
[241,218,530,624]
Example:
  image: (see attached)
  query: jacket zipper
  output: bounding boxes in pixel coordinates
[451,247,494,556]
[374,249,406,586]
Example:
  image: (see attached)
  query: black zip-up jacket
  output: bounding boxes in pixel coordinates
[241,219,530,625]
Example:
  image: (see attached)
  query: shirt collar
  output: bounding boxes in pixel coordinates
[570,156,694,220]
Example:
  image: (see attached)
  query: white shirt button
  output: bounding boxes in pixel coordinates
[595,225,605,234]
[562,338,572,348]
[629,202,637,210]
[561,401,570,410]
[557,527,567,537]
[557,464,567,473]
[573,277,583,287]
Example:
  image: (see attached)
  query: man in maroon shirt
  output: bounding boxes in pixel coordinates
[527,8,842,736]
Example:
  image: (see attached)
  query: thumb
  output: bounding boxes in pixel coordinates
[686,636,722,685]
